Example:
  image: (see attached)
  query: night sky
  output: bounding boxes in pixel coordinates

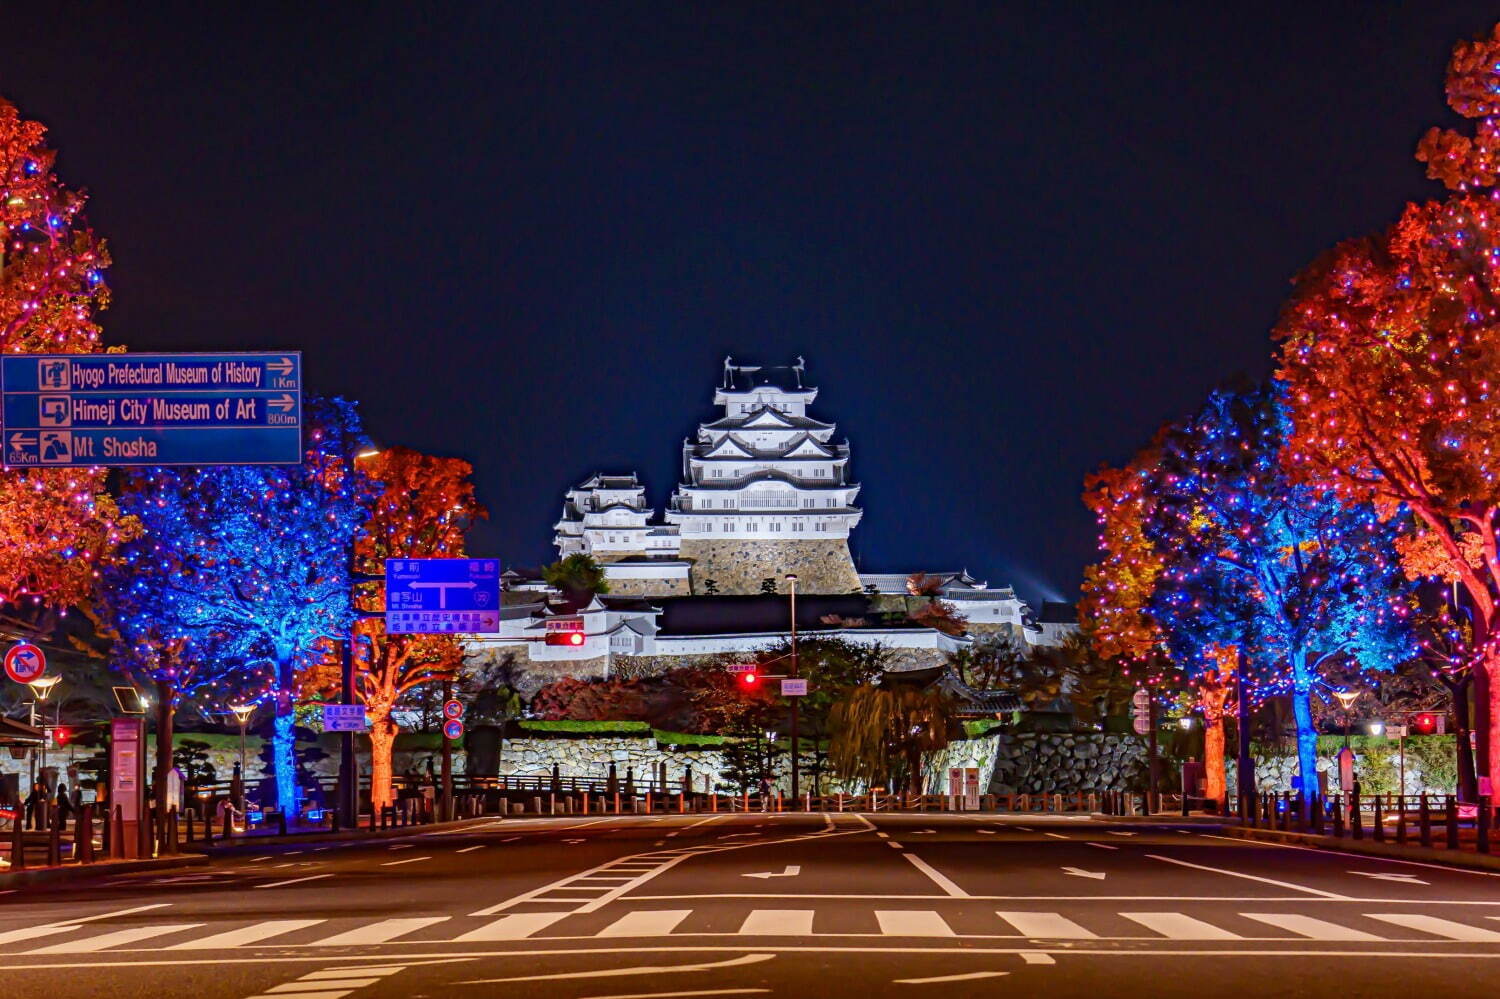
[7,3,1498,604]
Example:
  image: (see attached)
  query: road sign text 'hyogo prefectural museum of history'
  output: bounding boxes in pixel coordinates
[1,352,303,468]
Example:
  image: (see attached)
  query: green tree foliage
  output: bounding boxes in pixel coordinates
[828,682,959,794]
[542,554,609,606]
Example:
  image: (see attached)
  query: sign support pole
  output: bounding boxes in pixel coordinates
[440,679,454,822]
[338,634,357,830]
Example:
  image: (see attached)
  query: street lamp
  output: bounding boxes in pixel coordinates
[785,573,801,804]
[338,446,381,830]
[27,675,61,776]
[230,703,254,776]
[1333,690,1360,750]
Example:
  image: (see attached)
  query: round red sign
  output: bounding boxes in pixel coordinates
[442,699,464,720]
[4,643,45,684]
[442,718,464,741]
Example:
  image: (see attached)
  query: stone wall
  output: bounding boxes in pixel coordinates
[678,538,861,595]
[984,733,1149,795]
[610,653,737,679]
[462,642,610,699]
[603,576,691,597]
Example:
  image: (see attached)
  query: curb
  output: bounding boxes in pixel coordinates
[0,854,209,888]
[189,815,502,856]
[1222,825,1500,872]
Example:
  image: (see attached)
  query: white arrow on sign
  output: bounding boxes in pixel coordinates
[1349,871,1429,885]
[743,865,801,880]
[1061,867,1107,880]
[409,580,477,608]
[8,433,35,449]
[268,394,296,413]
[268,357,295,376]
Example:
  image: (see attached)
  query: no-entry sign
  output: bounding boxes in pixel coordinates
[4,643,45,684]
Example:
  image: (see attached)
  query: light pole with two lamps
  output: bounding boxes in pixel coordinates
[785,573,801,805]
[27,674,61,780]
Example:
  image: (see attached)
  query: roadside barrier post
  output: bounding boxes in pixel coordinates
[1331,796,1343,838]
[1446,796,1460,849]
[1372,796,1383,842]
[1419,794,1432,847]
[1350,791,1363,840]
[1479,796,1491,855]
[1395,794,1407,846]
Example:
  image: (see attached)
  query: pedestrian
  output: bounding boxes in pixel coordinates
[54,782,72,825]
[759,777,772,812]
[23,781,43,830]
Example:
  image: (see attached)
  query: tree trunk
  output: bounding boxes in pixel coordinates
[153,678,175,817]
[369,709,398,813]
[1449,675,1478,800]
[1290,653,1319,802]
[271,681,297,814]
[1478,648,1497,790]
[1198,673,1229,809]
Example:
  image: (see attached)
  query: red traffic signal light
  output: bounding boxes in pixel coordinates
[1412,712,1439,735]
[51,728,70,747]
[545,630,586,647]
[740,671,759,687]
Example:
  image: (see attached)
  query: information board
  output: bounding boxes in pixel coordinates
[1,352,302,467]
[385,558,501,633]
[322,704,368,732]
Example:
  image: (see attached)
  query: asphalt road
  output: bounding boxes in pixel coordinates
[5,811,1500,998]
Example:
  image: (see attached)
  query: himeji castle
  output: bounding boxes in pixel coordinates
[552,357,864,595]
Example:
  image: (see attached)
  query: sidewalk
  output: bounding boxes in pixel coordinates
[190,814,504,856]
[1222,823,1500,873]
[0,853,209,889]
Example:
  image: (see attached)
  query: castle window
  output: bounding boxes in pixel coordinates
[803,499,814,508]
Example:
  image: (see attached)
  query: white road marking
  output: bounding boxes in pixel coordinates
[875,832,889,839]
[27,924,204,953]
[976,829,996,835]
[388,844,413,851]
[1368,913,1500,941]
[1085,842,1119,850]
[500,836,521,842]
[1061,867,1106,880]
[598,910,693,937]
[895,971,1010,984]
[1043,832,1069,840]
[1106,831,1136,837]
[994,911,1097,939]
[738,910,815,935]
[1122,912,1239,940]
[168,919,324,949]
[244,990,347,999]
[742,866,800,880]
[1020,951,1056,964]
[453,913,568,941]
[456,845,486,854]
[380,856,432,867]
[257,874,334,889]
[1241,913,1381,941]
[311,917,449,946]
[574,991,769,999]
[1145,854,1351,899]
[902,854,969,897]
[1350,871,1428,885]
[886,841,904,850]
[1013,826,1032,832]
[264,976,379,990]
[249,856,273,862]
[300,966,409,977]
[1199,832,1500,879]
[456,952,775,984]
[874,911,955,937]
[0,925,82,945]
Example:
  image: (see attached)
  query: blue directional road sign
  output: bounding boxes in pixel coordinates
[1,352,302,468]
[385,558,501,634]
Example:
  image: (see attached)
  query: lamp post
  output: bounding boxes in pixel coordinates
[27,675,61,777]
[785,573,800,805]
[1333,690,1360,750]
[339,447,381,831]
[230,703,254,776]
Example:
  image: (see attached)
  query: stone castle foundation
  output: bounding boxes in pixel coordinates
[678,538,861,595]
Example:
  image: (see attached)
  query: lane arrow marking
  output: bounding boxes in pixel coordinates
[743,865,801,879]
[1062,867,1107,880]
[1349,870,1429,885]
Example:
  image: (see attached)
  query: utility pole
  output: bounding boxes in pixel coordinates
[440,678,453,821]
[338,446,381,831]
[1236,652,1253,817]
[786,573,800,805]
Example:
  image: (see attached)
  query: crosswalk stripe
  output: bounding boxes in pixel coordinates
[452,913,569,941]
[995,911,1097,939]
[738,909,815,935]
[264,979,379,992]
[875,910,955,937]
[27,923,204,953]
[1367,913,1500,941]
[167,919,325,949]
[597,910,692,937]
[0,925,83,946]
[309,917,448,946]
[1121,912,1240,940]
[1242,913,1382,941]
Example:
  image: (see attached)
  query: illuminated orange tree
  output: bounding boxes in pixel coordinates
[307,448,486,812]
[0,99,127,618]
[1275,22,1500,780]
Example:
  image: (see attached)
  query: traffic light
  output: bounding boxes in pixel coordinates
[52,727,70,747]
[1412,712,1439,735]
[545,630,585,647]
[740,671,759,688]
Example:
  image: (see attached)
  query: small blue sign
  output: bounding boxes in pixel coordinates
[1,352,302,467]
[385,558,501,634]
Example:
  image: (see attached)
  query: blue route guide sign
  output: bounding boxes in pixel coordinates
[385,558,501,634]
[1,352,303,468]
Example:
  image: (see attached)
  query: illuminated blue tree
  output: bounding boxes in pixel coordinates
[1146,383,1416,794]
[108,398,376,811]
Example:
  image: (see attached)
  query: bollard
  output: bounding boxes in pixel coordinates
[1480,796,1492,855]
[1331,796,1344,838]
[142,805,154,858]
[1311,793,1324,835]
[223,805,233,839]
[277,809,288,836]
[10,806,26,870]
[116,804,127,860]
[1372,796,1384,842]
[1419,794,1432,847]
[48,808,61,866]
[203,803,214,844]
[168,807,181,855]
[614,792,622,815]
[79,805,94,864]
[1446,796,1460,849]
[100,802,110,855]
[1294,793,1305,832]
[1350,791,1363,840]
[1395,794,1407,846]
[184,808,195,843]
[1181,791,1190,818]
